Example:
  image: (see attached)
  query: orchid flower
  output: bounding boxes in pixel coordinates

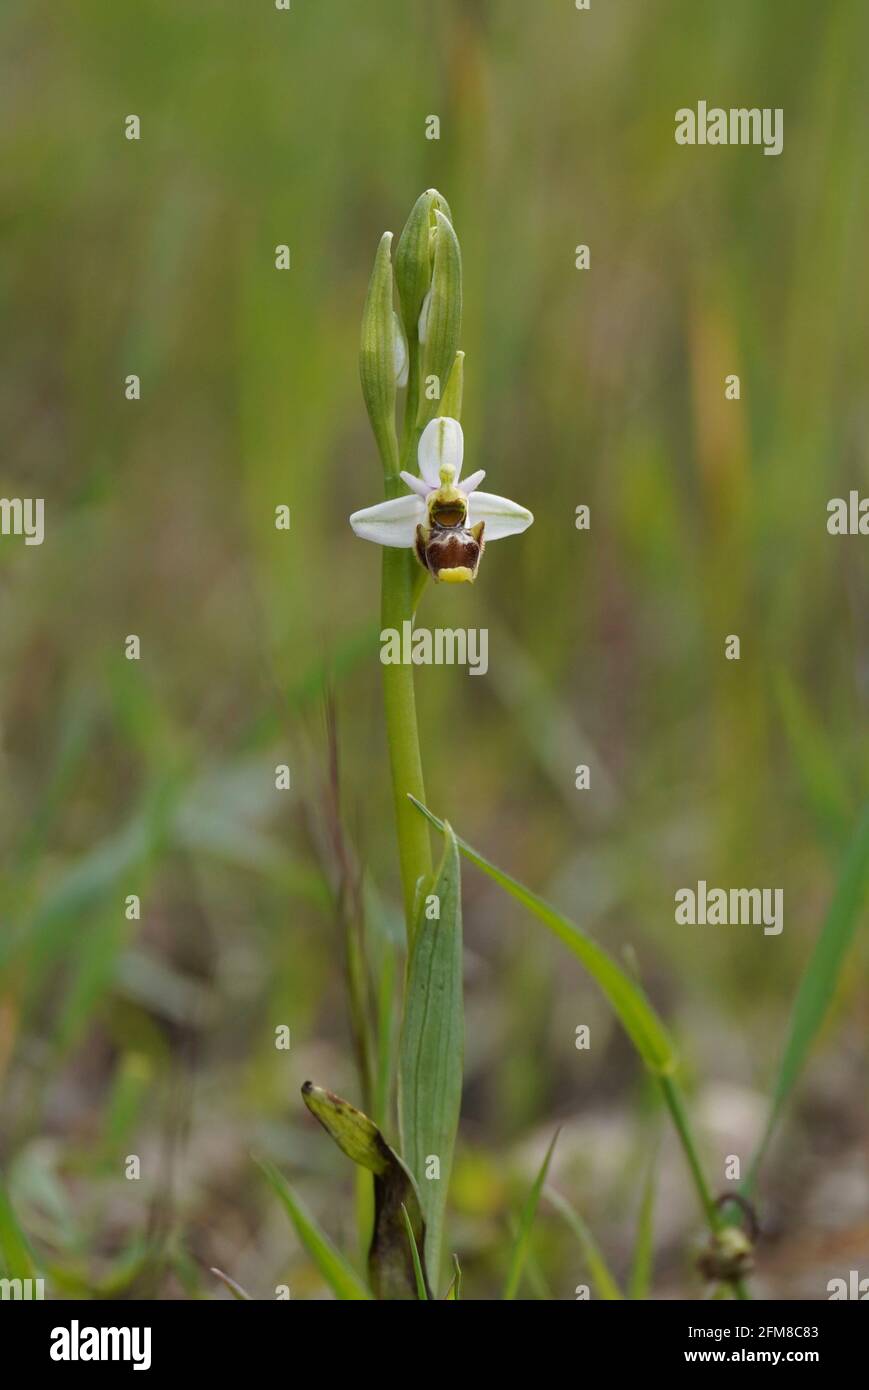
[349,416,533,583]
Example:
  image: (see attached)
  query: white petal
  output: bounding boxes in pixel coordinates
[393,313,408,387]
[459,468,485,495]
[418,416,464,488]
[467,491,533,541]
[417,288,432,344]
[399,470,432,498]
[349,494,424,547]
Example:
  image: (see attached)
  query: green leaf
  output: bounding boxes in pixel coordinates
[359,231,400,477]
[254,1156,371,1301]
[302,1082,389,1175]
[546,1188,623,1300]
[417,211,462,429]
[775,670,853,849]
[444,1253,462,1301]
[374,941,398,1131]
[628,1150,658,1300]
[0,1176,37,1281]
[301,1082,430,1300]
[746,803,869,1193]
[502,1130,559,1300]
[401,1204,428,1300]
[398,822,463,1282]
[409,798,677,1075]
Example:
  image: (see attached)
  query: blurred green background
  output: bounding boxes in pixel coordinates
[1,0,868,1299]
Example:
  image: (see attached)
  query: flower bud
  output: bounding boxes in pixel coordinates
[416,211,462,429]
[394,188,453,339]
[393,312,408,388]
[359,231,400,476]
[440,350,464,421]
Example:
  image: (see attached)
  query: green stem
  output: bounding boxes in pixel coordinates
[380,336,431,937]
[659,1075,751,1300]
[659,1076,718,1231]
[381,549,432,935]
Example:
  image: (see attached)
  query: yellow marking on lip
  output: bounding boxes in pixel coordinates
[436,566,474,584]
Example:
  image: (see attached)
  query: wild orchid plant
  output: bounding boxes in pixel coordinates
[256,192,869,1302]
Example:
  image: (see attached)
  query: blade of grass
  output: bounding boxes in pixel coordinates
[658,1075,718,1228]
[506,1213,554,1299]
[443,1253,462,1300]
[401,1204,429,1300]
[545,1188,623,1300]
[774,670,853,850]
[628,1150,658,1300]
[745,803,869,1195]
[502,1129,559,1300]
[409,797,676,1075]
[374,944,398,1130]
[412,797,741,1289]
[254,1156,371,1300]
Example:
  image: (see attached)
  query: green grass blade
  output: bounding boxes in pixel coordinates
[254,1157,371,1300]
[401,1204,429,1300]
[502,1130,559,1300]
[374,942,398,1131]
[0,1177,37,1281]
[775,670,853,849]
[398,822,463,1282]
[409,797,676,1075]
[545,1188,623,1300]
[628,1151,658,1300]
[444,1253,462,1300]
[746,803,869,1193]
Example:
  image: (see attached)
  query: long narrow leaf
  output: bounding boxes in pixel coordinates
[409,798,676,1075]
[746,803,869,1192]
[401,1204,429,1300]
[775,671,853,849]
[301,1082,429,1299]
[545,1188,623,1300]
[444,1253,462,1301]
[628,1151,658,1300]
[503,1130,559,1300]
[399,823,463,1282]
[254,1157,371,1300]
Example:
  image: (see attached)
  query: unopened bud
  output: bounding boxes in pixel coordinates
[416,211,462,429]
[394,188,453,339]
[359,231,400,476]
